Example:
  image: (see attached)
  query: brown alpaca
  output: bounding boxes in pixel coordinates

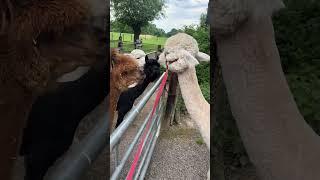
[109,49,143,132]
[0,0,106,179]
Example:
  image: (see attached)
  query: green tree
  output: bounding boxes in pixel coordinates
[111,0,166,42]
[141,23,166,37]
[111,20,133,33]
[166,28,182,37]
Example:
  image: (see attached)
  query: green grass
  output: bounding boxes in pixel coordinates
[195,137,205,145]
[110,32,167,45]
[110,40,160,53]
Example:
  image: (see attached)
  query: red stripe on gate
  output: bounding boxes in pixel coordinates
[126,70,168,180]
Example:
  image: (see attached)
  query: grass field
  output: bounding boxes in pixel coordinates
[110,32,167,45]
[110,32,167,53]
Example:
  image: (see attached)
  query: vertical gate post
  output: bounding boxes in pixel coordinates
[162,72,179,129]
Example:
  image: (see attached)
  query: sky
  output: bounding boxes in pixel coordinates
[153,0,209,32]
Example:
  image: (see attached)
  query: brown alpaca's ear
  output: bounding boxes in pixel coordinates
[111,48,119,66]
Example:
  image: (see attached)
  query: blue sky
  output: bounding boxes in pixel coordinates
[153,0,209,32]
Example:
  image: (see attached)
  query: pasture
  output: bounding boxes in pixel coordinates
[110,32,167,53]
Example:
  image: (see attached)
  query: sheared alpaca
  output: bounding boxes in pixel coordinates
[210,0,320,179]
[110,49,143,132]
[115,55,161,128]
[158,33,210,179]
[0,0,106,179]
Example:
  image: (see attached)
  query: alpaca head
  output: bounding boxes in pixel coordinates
[143,55,161,82]
[111,49,144,92]
[208,0,285,37]
[1,0,106,93]
[130,49,146,69]
[158,33,210,73]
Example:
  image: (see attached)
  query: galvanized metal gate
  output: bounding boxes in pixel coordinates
[110,71,167,180]
[44,51,167,180]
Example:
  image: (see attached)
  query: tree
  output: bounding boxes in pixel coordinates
[111,0,166,42]
[166,28,182,37]
[111,20,133,33]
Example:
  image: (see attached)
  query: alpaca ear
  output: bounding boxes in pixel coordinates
[145,55,150,63]
[177,49,199,67]
[196,52,210,62]
[158,52,167,67]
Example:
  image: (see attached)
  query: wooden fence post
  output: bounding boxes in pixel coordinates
[162,72,179,129]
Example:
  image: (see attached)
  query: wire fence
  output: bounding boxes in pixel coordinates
[110,40,162,53]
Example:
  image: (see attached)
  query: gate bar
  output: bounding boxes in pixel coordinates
[45,111,108,180]
[110,72,166,150]
[111,106,159,180]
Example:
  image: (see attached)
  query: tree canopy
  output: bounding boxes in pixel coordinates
[111,0,166,41]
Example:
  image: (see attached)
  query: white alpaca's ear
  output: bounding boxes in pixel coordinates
[178,49,199,67]
[196,52,210,62]
[158,52,167,68]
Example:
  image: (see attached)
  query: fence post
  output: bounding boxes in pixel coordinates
[157,45,162,52]
[162,72,179,129]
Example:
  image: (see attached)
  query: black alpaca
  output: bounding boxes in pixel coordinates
[19,63,107,180]
[115,55,160,128]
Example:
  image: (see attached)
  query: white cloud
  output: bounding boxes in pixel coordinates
[153,0,209,32]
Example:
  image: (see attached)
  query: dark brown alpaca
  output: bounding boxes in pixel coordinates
[110,49,143,132]
[0,0,106,179]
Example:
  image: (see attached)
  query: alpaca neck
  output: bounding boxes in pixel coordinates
[216,17,320,180]
[177,67,210,148]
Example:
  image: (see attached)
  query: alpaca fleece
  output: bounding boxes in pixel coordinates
[110,49,142,131]
[0,0,105,179]
[115,55,160,128]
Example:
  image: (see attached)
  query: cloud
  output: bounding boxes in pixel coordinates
[153,0,209,32]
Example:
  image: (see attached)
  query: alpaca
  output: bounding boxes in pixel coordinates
[115,55,161,128]
[158,33,210,179]
[110,49,143,132]
[127,49,147,69]
[0,0,106,179]
[159,33,210,148]
[210,0,320,179]
[19,61,107,180]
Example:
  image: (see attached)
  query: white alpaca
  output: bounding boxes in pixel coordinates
[158,33,210,179]
[124,49,146,70]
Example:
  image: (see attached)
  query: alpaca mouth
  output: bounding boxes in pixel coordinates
[128,82,138,88]
[168,59,178,64]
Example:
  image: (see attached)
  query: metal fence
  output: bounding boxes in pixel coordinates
[44,50,166,180]
[110,71,167,180]
[44,111,109,180]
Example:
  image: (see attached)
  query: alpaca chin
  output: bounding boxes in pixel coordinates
[56,66,91,82]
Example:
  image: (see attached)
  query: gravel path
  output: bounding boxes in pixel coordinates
[110,83,210,180]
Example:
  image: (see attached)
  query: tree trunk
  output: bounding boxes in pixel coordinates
[133,26,141,43]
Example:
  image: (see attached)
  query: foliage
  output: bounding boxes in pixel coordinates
[111,0,166,41]
[274,0,320,134]
[111,19,166,37]
[142,23,167,37]
[166,28,183,37]
[110,32,167,45]
[111,20,133,33]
